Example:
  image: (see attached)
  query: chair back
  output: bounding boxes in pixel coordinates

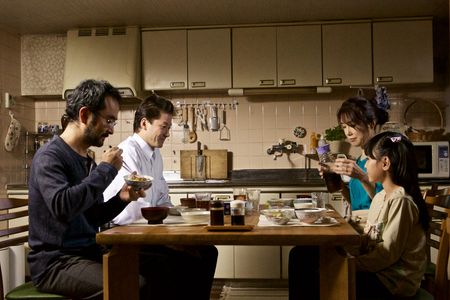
[423,193,450,300]
[0,198,29,300]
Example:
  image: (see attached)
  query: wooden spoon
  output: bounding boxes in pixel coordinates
[188,106,197,143]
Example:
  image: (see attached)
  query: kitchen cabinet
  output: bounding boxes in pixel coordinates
[277,25,322,87]
[188,28,231,89]
[142,30,187,90]
[214,246,235,278]
[232,27,277,88]
[142,28,231,91]
[373,19,433,84]
[233,25,322,88]
[322,22,372,86]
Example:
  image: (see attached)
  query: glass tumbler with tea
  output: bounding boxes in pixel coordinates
[316,144,343,193]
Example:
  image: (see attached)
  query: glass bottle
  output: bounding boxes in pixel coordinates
[210,200,224,226]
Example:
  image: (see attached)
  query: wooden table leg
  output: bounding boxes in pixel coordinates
[319,246,356,300]
[103,245,139,300]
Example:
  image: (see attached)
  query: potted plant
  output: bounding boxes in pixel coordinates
[323,125,349,154]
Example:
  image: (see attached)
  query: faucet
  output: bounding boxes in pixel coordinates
[266,139,300,160]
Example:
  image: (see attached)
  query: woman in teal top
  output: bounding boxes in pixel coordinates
[349,157,383,210]
[320,95,389,215]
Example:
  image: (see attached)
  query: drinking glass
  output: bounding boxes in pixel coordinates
[311,192,328,209]
[247,189,261,214]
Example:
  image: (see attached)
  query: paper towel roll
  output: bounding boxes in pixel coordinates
[0,248,10,296]
[9,244,25,290]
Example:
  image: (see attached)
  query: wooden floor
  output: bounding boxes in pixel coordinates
[210,279,289,300]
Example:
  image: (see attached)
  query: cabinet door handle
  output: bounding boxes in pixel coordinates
[170,81,186,88]
[376,76,393,83]
[325,78,342,85]
[191,81,206,88]
[279,79,296,86]
[259,79,275,86]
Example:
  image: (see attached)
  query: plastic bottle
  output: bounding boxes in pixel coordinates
[316,144,343,193]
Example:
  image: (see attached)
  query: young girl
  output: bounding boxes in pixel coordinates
[356,131,429,298]
[289,131,429,299]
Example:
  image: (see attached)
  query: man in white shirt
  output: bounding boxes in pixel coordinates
[104,94,217,300]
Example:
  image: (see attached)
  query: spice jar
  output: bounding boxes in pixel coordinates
[230,200,245,225]
[210,200,224,226]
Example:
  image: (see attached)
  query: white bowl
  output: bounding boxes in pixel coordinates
[123,174,153,190]
[267,198,294,208]
[261,208,295,224]
[295,208,325,224]
[293,198,313,209]
[180,210,210,224]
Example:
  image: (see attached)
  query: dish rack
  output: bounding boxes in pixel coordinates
[403,99,445,142]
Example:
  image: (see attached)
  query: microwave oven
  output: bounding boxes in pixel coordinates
[412,141,449,178]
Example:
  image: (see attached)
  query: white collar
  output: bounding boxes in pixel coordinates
[132,133,155,159]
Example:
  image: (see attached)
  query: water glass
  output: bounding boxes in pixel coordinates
[311,192,328,209]
[247,189,261,214]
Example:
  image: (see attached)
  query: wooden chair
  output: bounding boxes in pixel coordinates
[421,193,450,300]
[0,197,67,300]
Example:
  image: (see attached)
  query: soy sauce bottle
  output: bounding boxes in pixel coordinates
[210,200,224,226]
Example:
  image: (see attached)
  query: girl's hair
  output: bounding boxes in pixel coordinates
[365,131,429,231]
[337,96,389,133]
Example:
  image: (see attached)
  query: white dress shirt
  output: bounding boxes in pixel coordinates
[103,133,172,225]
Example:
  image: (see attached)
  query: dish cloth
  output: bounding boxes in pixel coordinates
[4,111,21,152]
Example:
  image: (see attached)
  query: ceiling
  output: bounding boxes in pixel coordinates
[0,0,448,35]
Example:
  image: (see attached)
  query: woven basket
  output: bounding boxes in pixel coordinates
[403,99,444,142]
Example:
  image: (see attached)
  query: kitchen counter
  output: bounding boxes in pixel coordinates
[167,169,324,188]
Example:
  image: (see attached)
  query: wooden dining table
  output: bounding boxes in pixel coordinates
[96,210,360,300]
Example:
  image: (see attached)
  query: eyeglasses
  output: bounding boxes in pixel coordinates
[95,112,118,127]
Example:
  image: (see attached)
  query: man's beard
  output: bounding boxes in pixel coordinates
[85,122,107,147]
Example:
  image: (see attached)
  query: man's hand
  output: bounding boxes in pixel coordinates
[119,183,146,202]
[101,146,123,170]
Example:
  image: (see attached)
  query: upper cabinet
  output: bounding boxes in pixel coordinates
[322,22,373,86]
[232,27,277,88]
[142,28,231,91]
[277,25,322,87]
[373,19,433,84]
[188,28,231,89]
[232,25,322,88]
[142,30,187,90]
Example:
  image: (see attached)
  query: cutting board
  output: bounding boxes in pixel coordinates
[180,149,229,179]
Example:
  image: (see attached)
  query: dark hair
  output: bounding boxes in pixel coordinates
[65,79,121,122]
[133,94,174,132]
[365,131,429,231]
[337,96,389,132]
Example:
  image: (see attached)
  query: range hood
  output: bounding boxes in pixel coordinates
[63,26,142,100]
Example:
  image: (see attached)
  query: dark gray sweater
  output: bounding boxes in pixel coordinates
[28,136,128,283]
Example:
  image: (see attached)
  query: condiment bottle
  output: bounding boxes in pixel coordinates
[230,200,245,225]
[316,144,342,193]
[210,200,224,226]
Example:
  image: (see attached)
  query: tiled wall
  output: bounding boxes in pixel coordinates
[34,88,446,174]
[0,28,35,196]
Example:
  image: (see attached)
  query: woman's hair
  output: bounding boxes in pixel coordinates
[65,79,121,122]
[133,93,174,132]
[337,96,389,134]
[365,131,429,231]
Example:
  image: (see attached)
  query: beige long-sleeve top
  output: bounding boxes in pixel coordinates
[356,187,427,297]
